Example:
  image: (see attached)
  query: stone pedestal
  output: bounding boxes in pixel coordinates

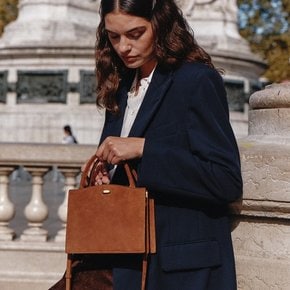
[0,0,104,145]
[234,83,290,289]
[0,0,99,48]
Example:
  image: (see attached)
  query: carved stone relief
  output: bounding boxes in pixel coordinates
[0,71,8,103]
[79,70,97,104]
[16,71,68,103]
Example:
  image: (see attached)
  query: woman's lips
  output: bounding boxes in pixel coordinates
[123,56,138,63]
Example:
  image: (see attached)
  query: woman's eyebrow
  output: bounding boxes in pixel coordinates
[106,26,146,34]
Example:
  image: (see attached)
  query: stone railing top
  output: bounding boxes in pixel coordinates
[250,82,290,110]
[0,143,96,167]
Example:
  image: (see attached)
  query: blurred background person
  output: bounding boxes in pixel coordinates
[62,125,78,144]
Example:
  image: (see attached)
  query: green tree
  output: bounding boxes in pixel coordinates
[0,0,18,35]
[238,0,290,83]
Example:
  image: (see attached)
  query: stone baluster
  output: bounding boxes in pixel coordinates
[0,166,16,241]
[20,167,50,242]
[55,167,80,242]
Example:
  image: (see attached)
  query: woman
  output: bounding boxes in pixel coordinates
[94,0,243,289]
[50,0,242,289]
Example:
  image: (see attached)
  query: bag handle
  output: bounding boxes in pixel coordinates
[79,154,136,188]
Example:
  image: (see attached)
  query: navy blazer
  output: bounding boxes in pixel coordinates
[99,62,243,290]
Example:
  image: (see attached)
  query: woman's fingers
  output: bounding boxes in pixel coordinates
[96,136,145,164]
[93,161,111,185]
[97,137,113,161]
[101,175,110,184]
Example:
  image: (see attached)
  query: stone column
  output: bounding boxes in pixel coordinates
[21,167,50,242]
[55,167,80,243]
[0,167,16,241]
[233,83,290,289]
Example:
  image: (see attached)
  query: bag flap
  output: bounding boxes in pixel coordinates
[65,184,148,254]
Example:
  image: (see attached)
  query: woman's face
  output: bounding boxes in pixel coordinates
[105,11,156,77]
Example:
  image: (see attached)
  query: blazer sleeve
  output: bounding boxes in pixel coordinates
[138,67,243,205]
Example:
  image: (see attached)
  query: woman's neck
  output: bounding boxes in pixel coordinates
[139,59,157,79]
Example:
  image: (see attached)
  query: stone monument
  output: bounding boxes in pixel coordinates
[0,0,265,143]
[177,0,264,77]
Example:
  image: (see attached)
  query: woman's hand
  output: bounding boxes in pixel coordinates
[96,136,145,165]
[81,160,110,185]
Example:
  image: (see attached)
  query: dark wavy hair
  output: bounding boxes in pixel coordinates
[95,0,215,112]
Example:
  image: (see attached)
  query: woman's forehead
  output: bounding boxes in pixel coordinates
[104,11,151,32]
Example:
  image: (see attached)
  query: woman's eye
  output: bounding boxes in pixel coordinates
[108,33,120,40]
[127,28,146,40]
[128,32,142,39]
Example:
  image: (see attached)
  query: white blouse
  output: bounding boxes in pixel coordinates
[109,68,155,179]
[120,68,155,137]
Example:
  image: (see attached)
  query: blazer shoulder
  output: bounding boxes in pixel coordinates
[174,62,222,83]
[173,62,224,91]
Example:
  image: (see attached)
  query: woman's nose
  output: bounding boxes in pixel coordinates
[119,37,131,53]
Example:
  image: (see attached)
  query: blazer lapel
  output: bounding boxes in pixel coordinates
[100,67,173,143]
[128,66,173,137]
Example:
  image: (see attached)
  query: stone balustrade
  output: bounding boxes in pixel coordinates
[0,143,96,243]
[0,143,97,289]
